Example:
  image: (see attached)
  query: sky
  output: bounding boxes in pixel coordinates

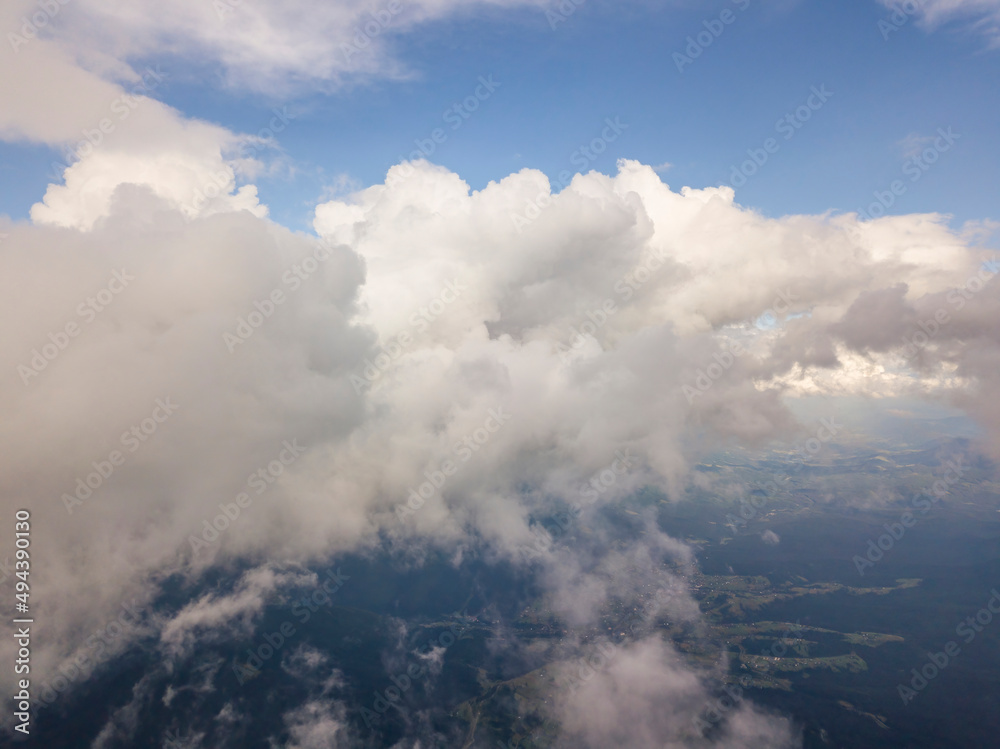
[1,0,999,231]
[1,0,999,746]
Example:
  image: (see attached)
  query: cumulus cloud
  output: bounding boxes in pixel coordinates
[0,156,998,737]
[1,0,271,231]
[0,193,368,703]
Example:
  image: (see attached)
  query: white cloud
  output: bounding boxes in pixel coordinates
[31,144,268,231]
[549,636,799,748]
[898,132,937,160]
[282,699,355,749]
[0,157,998,731]
[12,0,549,96]
[159,566,313,660]
[0,0,271,230]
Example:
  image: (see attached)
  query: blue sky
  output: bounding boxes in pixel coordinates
[2,0,998,233]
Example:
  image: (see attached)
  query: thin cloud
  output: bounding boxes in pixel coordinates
[879,0,1000,44]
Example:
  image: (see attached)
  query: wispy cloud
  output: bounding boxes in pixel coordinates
[879,0,1000,45]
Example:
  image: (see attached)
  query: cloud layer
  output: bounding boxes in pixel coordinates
[1,156,997,737]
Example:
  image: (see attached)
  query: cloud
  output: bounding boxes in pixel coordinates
[9,0,549,96]
[1,157,998,732]
[32,142,269,231]
[533,514,698,628]
[548,636,800,749]
[0,0,272,231]
[879,0,1000,44]
[282,699,356,749]
[0,196,368,706]
[898,132,937,160]
[761,529,781,545]
[91,673,163,748]
[158,565,313,660]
